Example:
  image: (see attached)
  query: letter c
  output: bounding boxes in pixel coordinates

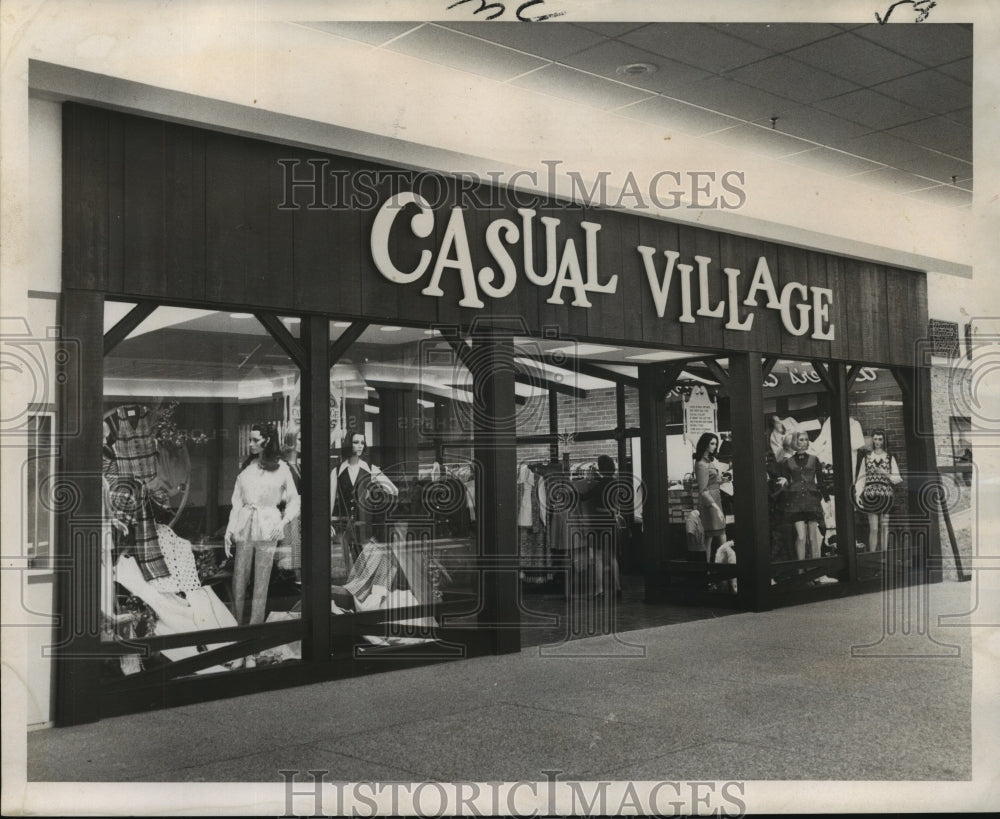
[370,192,435,284]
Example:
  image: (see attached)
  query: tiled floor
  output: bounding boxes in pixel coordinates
[24,581,978,792]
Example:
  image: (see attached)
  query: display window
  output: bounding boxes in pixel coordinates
[762,359,844,592]
[102,303,304,674]
[659,357,739,597]
[847,366,909,580]
[326,322,479,650]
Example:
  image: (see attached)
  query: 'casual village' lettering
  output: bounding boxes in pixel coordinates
[371,194,835,340]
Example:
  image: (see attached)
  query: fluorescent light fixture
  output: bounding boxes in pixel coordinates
[282,316,301,323]
[417,398,435,408]
[380,326,402,332]
[546,343,620,356]
[364,404,380,414]
[332,321,352,328]
[626,350,686,361]
[229,312,253,319]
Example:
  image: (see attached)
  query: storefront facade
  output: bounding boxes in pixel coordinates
[47,103,944,726]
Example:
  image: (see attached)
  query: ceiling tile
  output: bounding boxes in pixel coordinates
[756,106,872,143]
[852,167,938,193]
[298,21,421,46]
[903,184,973,208]
[885,116,971,160]
[829,132,927,165]
[617,96,742,136]
[667,76,797,122]
[873,69,972,115]
[786,32,924,86]
[384,25,548,81]
[936,57,971,84]
[780,147,885,177]
[619,23,771,73]
[708,23,842,53]
[706,123,816,158]
[573,22,646,38]
[510,64,655,110]
[853,23,972,68]
[726,55,859,103]
[814,89,928,130]
[894,148,973,184]
[560,39,711,94]
[437,21,606,61]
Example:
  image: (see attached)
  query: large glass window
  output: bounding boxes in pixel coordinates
[102,305,303,674]
[328,323,478,650]
[848,366,908,579]
[764,359,841,590]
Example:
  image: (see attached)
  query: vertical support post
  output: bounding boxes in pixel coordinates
[548,388,559,462]
[728,352,771,611]
[896,365,943,583]
[637,364,669,603]
[54,289,105,726]
[301,316,332,663]
[473,332,520,654]
[830,364,858,584]
[615,383,628,475]
[377,385,419,479]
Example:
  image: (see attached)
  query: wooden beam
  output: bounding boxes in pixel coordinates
[538,354,640,388]
[329,321,367,365]
[255,313,306,370]
[103,301,156,355]
[810,360,836,394]
[703,358,730,387]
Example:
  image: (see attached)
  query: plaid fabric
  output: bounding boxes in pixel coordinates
[108,406,158,482]
[104,406,168,581]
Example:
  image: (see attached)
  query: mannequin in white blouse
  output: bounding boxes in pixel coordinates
[225,423,300,631]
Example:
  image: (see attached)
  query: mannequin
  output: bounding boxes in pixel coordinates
[331,430,399,571]
[853,429,902,552]
[694,432,726,562]
[775,430,824,562]
[225,422,300,643]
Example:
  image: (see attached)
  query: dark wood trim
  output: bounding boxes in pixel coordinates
[515,370,587,399]
[440,331,475,373]
[303,316,334,660]
[55,289,106,726]
[103,301,157,355]
[329,321,367,365]
[810,360,836,394]
[762,357,779,380]
[255,312,306,370]
[473,334,520,655]
[540,355,640,389]
[829,364,858,585]
[847,364,864,389]
[728,352,772,612]
[702,358,731,388]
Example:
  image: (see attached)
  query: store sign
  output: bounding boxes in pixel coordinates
[370,193,835,340]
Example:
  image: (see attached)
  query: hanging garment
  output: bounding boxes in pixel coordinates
[853,452,900,514]
[148,523,202,594]
[517,463,534,527]
[105,406,169,580]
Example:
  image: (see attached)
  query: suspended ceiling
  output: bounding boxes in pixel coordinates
[298,21,972,210]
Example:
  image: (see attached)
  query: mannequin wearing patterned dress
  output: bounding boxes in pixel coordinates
[853,429,902,552]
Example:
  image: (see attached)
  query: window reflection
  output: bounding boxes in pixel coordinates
[102,306,303,673]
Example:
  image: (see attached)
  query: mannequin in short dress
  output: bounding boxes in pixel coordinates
[775,430,823,561]
[694,432,727,562]
[854,429,902,552]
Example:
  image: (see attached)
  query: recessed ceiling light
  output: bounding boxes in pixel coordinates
[229,313,253,319]
[617,62,657,77]
[332,321,351,328]
[380,326,403,332]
